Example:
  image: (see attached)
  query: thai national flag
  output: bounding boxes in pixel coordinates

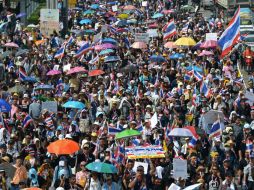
[218,7,240,58]
[246,139,253,152]
[193,70,203,81]
[74,42,90,58]
[19,67,27,81]
[108,126,122,135]
[54,46,65,59]
[132,138,140,146]
[181,23,189,32]
[162,19,177,40]
[117,145,125,164]
[108,25,119,35]
[22,115,33,128]
[89,56,99,65]
[200,81,210,98]
[66,36,74,46]
[123,37,130,49]
[45,117,54,129]
[189,137,197,148]
[209,120,222,139]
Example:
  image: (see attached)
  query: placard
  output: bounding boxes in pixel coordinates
[112,5,118,12]
[173,158,188,179]
[40,9,59,37]
[133,162,148,174]
[53,65,59,70]
[125,145,165,159]
[42,101,58,113]
[101,25,108,33]
[205,33,217,41]
[63,64,71,72]
[147,29,158,38]
[135,33,149,43]
[142,1,148,6]
[168,183,181,190]
[245,91,254,106]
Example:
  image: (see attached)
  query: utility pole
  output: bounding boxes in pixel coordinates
[61,0,68,37]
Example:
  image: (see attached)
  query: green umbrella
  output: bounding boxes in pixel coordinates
[86,162,118,173]
[115,129,141,140]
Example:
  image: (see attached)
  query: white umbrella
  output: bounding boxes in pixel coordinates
[183,183,202,190]
[168,128,193,137]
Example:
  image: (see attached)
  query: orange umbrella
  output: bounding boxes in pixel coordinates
[47,139,79,155]
[131,42,147,49]
[35,39,46,46]
[22,188,42,190]
[123,5,136,10]
[89,69,105,77]
[164,41,178,48]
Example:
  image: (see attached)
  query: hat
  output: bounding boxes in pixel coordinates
[0,144,7,149]
[82,143,89,148]
[65,134,72,139]
[91,132,98,137]
[57,126,63,131]
[93,121,100,126]
[130,121,136,125]
[186,85,191,90]
[13,93,19,97]
[23,94,29,98]
[1,156,10,163]
[244,123,250,129]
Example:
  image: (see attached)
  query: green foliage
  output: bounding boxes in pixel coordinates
[27,1,46,24]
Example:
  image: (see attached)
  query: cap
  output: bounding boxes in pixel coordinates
[1,156,10,163]
[244,123,250,129]
[82,143,89,148]
[91,132,98,137]
[0,144,7,149]
[186,85,191,90]
[65,134,72,139]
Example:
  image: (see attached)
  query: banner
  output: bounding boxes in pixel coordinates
[205,33,217,41]
[125,145,165,159]
[147,29,158,37]
[135,33,149,43]
[42,101,58,113]
[173,158,188,179]
[40,9,59,37]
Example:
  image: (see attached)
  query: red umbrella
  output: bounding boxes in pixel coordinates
[164,41,177,48]
[4,42,19,48]
[200,40,218,48]
[131,42,147,49]
[66,67,87,75]
[89,69,105,77]
[46,70,62,76]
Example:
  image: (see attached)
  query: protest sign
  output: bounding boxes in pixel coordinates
[112,5,118,12]
[142,1,148,6]
[150,112,158,128]
[53,65,59,71]
[133,162,148,174]
[147,29,158,37]
[125,145,165,159]
[42,101,58,113]
[202,110,224,134]
[245,91,254,105]
[63,64,71,72]
[205,33,217,41]
[135,33,149,43]
[173,158,188,179]
[40,9,59,37]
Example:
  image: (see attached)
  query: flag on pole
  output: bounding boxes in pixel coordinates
[209,120,222,139]
[162,19,177,40]
[74,43,90,58]
[19,67,27,81]
[150,112,158,128]
[54,46,65,59]
[22,115,33,128]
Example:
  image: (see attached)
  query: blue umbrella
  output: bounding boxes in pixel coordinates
[0,99,11,112]
[86,162,117,173]
[83,10,95,15]
[99,49,115,55]
[104,56,120,63]
[24,77,38,83]
[79,19,92,25]
[102,38,118,44]
[115,20,128,27]
[169,53,185,59]
[186,66,203,73]
[152,13,164,19]
[150,55,166,63]
[63,101,85,109]
[91,4,100,9]
[108,17,117,22]
[35,84,53,91]
[107,1,119,5]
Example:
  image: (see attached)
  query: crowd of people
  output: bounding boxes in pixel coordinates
[0,0,253,189]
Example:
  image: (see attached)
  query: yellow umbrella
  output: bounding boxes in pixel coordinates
[174,37,196,46]
[118,13,129,19]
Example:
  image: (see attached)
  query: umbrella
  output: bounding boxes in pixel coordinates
[4,42,19,48]
[66,67,87,75]
[174,37,196,46]
[131,42,147,49]
[91,4,100,9]
[180,5,195,10]
[79,19,92,25]
[170,53,185,59]
[127,19,137,24]
[15,49,29,56]
[22,188,42,190]
[47,139,80,155]
[150,55,166,63]
[0,99,11,112]
[104,56,120,62]
[16,12,26,18]
[118,13,129,19]
[183,183,202,190]
[8,85,27,93]
[152,13,164,19]
[0,162,16,179]
[168,128,193,137]
[95,44,116,51]
[102,38,118,45]
[83,9,95,15]
[162,9,175,14]
[115,129,141,140]
[89,69,105,77]
[84,29,96,35]
[107,1,119,5]
[164,41,178,48]
[123,5,136,10]
[86,162,117,173]
[115,20,128,27]
[63,101,85,109]
[47,70,62,76]
[198,50,214,56]
[108,16,117,22]
[186,66,203,73]
[23,77,38,83]
[99,49,115,55]
[148,23,158,28]
[34,84,53,91]
[200,40,218,48]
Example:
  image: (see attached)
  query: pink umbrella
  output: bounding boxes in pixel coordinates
[123,5,136,10]
[66,67,88,75]
[4,42,19,48]
[200,40,218,48]
[198,50,214,56]
[162,9,175,14]
[164,41,178,49]
[94,43,116,51]
[47,70,62,76]
[131,42,147,49]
